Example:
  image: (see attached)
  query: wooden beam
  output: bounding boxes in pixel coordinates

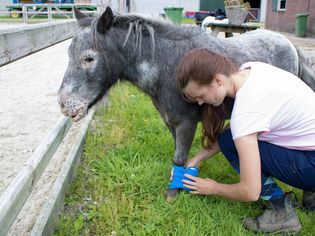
[30,110,95,236]
[0,20,75,66]
[0,116,71,236]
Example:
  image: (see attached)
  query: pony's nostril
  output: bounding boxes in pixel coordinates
[70,110,79,118]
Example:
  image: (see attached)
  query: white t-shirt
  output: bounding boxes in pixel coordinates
[230,62,315,151]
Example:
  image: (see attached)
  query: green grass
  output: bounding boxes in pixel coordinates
[54,82,315,235]
[181,17,195,24]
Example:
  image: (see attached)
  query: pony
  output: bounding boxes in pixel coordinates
[58,7,315,199]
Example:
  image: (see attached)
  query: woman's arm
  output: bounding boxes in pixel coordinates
[185,140,221,168]
[183,133,262,202]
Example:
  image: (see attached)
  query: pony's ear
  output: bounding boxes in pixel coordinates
[97,7,114,34]
[74,8,87,20]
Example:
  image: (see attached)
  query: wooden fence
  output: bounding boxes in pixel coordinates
[0,21,96,235]
[0,19,75,66]
[0,4,97,23]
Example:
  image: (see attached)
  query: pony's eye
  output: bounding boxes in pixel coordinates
[85,57,94,63]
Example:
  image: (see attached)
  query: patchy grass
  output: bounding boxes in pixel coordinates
[54,82,315,235]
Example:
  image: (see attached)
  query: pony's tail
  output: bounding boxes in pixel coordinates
[296,46,315,91]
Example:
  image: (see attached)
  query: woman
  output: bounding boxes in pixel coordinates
[175,48,315,234]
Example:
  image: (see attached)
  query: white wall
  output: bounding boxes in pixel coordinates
[260,0,267,22]
[0,0,12,16]
[111,0,199,15]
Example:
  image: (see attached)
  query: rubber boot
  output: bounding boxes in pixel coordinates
[244,193,301,234]
[302,190,315,211]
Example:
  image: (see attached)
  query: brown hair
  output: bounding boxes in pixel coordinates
[176,48,238,149]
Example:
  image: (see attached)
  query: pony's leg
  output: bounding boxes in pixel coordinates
[165,123,176,142]
[166,120,198,202]
[173,120,197,166]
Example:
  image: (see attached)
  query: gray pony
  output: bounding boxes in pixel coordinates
[58,7,315,199]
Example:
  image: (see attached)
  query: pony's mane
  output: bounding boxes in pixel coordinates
[77,13,201,40]
[76,13,202,62]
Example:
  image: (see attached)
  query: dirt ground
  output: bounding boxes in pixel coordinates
[1,22,315,235]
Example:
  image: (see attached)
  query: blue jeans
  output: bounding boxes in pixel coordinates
[218,129,315,200]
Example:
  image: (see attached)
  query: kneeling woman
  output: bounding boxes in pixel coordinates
[176,48,315,234]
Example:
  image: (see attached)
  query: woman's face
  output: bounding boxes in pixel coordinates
[183,77,226,106]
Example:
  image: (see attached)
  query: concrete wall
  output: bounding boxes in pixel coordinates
[265,0,315,36]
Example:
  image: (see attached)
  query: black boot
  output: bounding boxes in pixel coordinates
[302,190,315,211]
[244,193,301,234]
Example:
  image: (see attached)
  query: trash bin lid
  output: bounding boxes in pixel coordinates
[164,7,184,11]
[296,13,309,17]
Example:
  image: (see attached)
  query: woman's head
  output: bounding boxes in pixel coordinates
[176,48,237,149]
[176,48,237,106]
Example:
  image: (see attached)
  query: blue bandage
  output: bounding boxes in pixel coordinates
[168,165,198,191]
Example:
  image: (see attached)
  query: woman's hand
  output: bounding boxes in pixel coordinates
[185,156,203,168]
[170,167,174,181]
[185,146,220,169]
[182,174,218,195]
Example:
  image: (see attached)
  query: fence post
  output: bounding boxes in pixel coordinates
[72,6,75,19]
[22,5,27,23]
[48,5,52,21]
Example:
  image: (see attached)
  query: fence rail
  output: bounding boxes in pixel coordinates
[0,111,96,235]
[0,20,75,66]
[0,4,97,23]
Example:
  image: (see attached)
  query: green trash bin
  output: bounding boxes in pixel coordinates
[295,13,309,37]
[164,7,184,24]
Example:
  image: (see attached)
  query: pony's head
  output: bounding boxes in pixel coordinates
[58,7,121,121]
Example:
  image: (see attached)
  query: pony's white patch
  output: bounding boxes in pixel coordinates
[137,61,158,89]
[61,83,74,94]
[80,49,99,71]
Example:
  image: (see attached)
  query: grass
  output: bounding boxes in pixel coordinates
[54,82,315,235]
[181,17,195,24]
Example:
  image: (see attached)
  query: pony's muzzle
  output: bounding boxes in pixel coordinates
[58,94,87,121]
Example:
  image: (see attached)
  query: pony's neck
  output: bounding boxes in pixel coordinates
[108,16,214,96]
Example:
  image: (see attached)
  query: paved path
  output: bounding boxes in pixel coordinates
[281,32,315,71]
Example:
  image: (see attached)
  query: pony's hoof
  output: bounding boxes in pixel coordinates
[165,188,179,202]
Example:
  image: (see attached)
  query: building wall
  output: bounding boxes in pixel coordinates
[0,0,13,16]
[111,0,199,15]
[265,0,315,35]
[200,0,224,11]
